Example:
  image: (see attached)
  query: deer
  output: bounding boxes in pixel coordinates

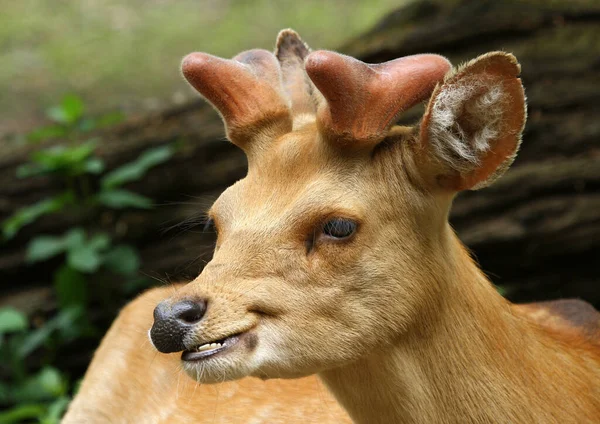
[63,29,600,424]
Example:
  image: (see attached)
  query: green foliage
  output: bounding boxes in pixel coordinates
[11,367,68,403]
[103,245,140,275]
[27,126,69,144]
[101,145,174,189]
[16,307,83,359]
[46,95,84,125]
[0,94,173,422]
[68,243,102,273]
[54,266,87,311]
[0,404,46,424]
[17,140,103,178]
[96,189,153,209]
[39,396,71,424]
[2,193,74,240]
[26,228,140,276]
[0,305,82,423]
[3,104,173,240]
[0,308,28,334]
[26,228,85,263]
[25,94,125,144]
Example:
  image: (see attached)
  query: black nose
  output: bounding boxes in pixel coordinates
[150,299,207,353]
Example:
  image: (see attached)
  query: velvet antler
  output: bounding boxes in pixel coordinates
[275,29,316,118]
[181,32,451,153]
[305,51,451,146]
[181,49,292,150]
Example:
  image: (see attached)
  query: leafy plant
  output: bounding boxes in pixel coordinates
[26,95,125,144]
[0,306,75,424]
[0,95,174,423]
[2,194,74,240]
[17,140,103,179]
[3,143,173,240]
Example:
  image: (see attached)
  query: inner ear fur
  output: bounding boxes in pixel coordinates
[419,52,527,191]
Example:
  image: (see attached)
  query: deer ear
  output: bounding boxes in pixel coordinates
[419,52,526,191]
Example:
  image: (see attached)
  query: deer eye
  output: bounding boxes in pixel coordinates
[321,218,357,240]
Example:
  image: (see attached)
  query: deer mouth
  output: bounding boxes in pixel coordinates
[181,333,242,362]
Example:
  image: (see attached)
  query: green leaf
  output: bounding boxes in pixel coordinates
[54,305,88,341]
[40,396,71,424]
[96,111,125,128]
[26,125,68,143]
[101,145,174,189]
[26,228,84,263]
[16,324,54,359]
[2,192,73,240]
[0,308,27,334]
[26,236,68,263]
[20,140,98,178]
[67,244,102,273]
[63,230,110,273]
[46,95,84,125]
[63,140,97,164]
[83,157,104,174]
[54,265,87,309]
[103,245,140,275]
[97,189,153,209]
[38,367,66,396]
[27,228,109,271]
[33,140,94,163]
[61,95,85,122]
[88,233,111,251]
[31,146,67,165]
[63,227,86,248]
[46,106,71,125]
[77,117,96,132]
[17,307,82,358]
[11,367,66,403]
[77,112,124,132]
[0,403,46,423]
[16,162,45,178]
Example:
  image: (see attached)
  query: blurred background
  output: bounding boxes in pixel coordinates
[1,0,400,135]
[0,0,598,422]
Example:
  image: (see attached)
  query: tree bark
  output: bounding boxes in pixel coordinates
[1,0,599,310]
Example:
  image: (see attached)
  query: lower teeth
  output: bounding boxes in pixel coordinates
[196,342,222,352]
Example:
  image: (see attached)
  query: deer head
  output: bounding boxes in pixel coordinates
[149,29,526,384]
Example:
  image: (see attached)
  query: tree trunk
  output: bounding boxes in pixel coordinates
[1,0,599,312]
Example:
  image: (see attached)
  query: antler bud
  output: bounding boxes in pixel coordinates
[305,51,451,146]
[275,29,316,117]
[181,49,292,150]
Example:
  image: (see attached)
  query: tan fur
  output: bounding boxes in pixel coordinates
[64,31,600,423]
[65,286,350,423]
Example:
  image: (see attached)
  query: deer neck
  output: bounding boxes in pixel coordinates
[317,228,572,424]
